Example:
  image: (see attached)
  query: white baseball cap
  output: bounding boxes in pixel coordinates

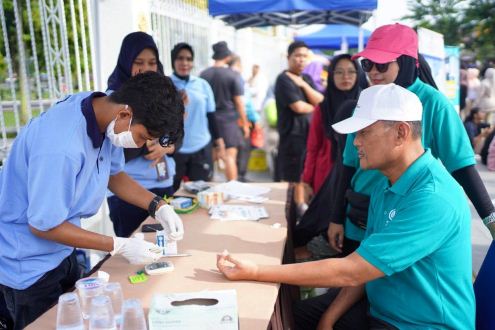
[332,83,423,134]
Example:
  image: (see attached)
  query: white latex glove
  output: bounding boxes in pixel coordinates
[111,237,162,264]
[155,204,184,241]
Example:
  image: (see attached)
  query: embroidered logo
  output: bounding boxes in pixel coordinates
[388,209,396,221]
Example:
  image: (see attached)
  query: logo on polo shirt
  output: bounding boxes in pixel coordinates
[388,209,396,220]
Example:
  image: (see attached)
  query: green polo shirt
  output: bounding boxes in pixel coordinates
[342,78,475,241]
[356,150,475,329]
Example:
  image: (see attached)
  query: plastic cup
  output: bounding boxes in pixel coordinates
[56,292,84,330]
[120,299,147,330]
[89,295,116,330]
[75,277,105,319]
[104,282,124,325]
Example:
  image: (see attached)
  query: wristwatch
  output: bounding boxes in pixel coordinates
[482,212,495,226]
[148,195,163,218]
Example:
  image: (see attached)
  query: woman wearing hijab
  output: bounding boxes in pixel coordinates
[106,32,178,237]
[301,54,361,194]
[294,56,366,250]
[170,42,225,190]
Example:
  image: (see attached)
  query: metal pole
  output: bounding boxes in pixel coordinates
[69,0,82,91]
[26,0,44,113]
[58,0,73,93]
[0,0,21,132]
[13,0,33,121]
[78,0,90,90]
[48,0,63,96]
[86,0,99,90]
[38,0,55,100]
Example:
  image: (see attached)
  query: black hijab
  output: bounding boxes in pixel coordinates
[107,32,164,91]
[171,42,194,81]
[393,55,418,88]
[418,53,438,89]
[321,54,365,140]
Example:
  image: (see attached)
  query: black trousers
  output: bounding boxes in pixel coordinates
[294,288,398,330]
[173,143,213,191]
[108,186,174,237]
[0,250,80,330]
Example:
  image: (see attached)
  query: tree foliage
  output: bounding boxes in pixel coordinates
[404,0,495,62]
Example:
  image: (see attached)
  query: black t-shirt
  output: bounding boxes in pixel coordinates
[200,67,244,121]
[275,71,315,138]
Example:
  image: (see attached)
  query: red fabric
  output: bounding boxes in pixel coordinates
[301,105,333,193]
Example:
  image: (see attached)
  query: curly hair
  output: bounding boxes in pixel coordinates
[109,71,184,141]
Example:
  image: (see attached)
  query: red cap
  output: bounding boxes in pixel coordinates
[352,23,418,63]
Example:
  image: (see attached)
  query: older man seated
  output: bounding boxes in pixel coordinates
[217,84,475,330]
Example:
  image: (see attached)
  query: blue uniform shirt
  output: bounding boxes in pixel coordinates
[357,150,475,329]
[0,92,124,289]
[171,74,215,154]
[343,78,476,241]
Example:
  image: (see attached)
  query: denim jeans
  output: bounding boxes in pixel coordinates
[0,250,80,330]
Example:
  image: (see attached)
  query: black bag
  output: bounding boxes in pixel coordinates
[345,189,370,229]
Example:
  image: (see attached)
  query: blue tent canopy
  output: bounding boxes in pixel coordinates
[209,0,377,29]
[295,24,371,49]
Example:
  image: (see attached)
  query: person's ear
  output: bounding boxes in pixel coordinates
[395,122,410,144]
[117,104,132,120]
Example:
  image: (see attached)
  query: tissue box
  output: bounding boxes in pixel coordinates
[148,289,238,330]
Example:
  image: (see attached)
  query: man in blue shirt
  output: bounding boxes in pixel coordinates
[0,72,186,329]
[217,84,475,330]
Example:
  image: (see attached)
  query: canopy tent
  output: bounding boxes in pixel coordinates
[208,0,377,29]
[295,24,371,50]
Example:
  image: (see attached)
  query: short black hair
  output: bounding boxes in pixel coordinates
[383,120,422,140]
[288,41,308,56]
[109,71,184,141]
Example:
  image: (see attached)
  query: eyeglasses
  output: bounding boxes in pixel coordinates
[334,70,357,76]
[361,59,396,73]
[158,128,183,148]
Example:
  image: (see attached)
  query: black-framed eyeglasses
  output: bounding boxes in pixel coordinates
[158,128,183,148]
[159,135,177,148]
[361,59,396,73]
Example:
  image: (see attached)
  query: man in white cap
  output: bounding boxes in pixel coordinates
[217,84,475,330]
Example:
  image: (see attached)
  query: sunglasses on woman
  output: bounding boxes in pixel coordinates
[361,59,396,73]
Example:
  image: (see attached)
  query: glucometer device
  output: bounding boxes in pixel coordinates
[144,261,175,275]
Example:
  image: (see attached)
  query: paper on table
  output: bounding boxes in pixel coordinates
[210,180,270,201]
[209,205,269,221]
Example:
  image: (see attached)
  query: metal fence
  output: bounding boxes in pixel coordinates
[0,0,95,153]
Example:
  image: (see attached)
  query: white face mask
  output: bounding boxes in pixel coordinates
[106,113,138,148]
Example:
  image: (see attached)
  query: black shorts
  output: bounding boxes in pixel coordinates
[216,116,243,148]
[277,135,306,182]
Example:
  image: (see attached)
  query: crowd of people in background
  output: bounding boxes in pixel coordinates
[2,20,495,329]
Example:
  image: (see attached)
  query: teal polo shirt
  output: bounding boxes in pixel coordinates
[342,78,475,241]
[357,150,475,329]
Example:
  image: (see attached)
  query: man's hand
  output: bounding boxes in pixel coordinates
[178,89,189,106]
[155,204,184,240]
[285,71,306,87]
[328,223,344,253]
[111,237,162,264]
[145,140,175,166]
[217,251,259,281]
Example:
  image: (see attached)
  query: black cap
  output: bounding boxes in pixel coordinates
[212,41,232,60]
